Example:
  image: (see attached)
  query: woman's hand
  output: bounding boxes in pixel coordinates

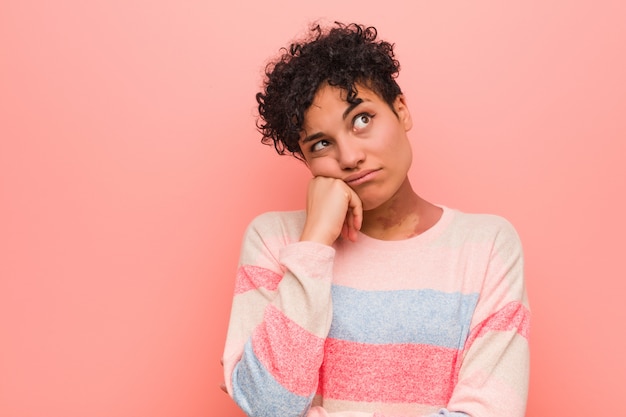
[300,176,363,246]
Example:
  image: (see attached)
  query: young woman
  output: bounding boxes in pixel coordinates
[222,22,530,417]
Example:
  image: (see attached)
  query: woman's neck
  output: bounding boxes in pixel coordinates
[360,179,442,241]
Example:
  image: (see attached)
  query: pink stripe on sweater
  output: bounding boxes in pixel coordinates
[234,265,282,294]
[252,304,325,396]
[464,301,530,351]
[318,339,458,405]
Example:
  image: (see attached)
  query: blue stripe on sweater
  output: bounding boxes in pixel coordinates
[329,285,479,349]
[232,340,313,417]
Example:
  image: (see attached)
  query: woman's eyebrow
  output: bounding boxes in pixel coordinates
[301,132,324,144]
[342,98,364,120]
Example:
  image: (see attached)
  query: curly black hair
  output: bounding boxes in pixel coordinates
[256,22,402,159]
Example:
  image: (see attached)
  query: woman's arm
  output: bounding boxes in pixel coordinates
[443,218,530,417]
[222,213,336,417]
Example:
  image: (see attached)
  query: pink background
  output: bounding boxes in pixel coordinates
[1,1,625,416]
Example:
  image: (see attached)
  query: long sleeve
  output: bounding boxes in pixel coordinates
[442,217,530,417]
[222,212,335,417]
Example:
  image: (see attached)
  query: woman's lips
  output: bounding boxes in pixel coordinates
[344,169,381,186]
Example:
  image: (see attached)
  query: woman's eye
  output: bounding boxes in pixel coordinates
[353,113,374,130]
[311,139,330,152]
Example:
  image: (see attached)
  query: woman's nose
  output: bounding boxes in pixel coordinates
[337,139,365,170]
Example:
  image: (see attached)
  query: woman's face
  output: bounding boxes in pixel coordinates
[298,83,414,211]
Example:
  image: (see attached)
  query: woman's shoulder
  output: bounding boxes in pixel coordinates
[244,209,307,242]
[453,209,515,228]
[248,209,306,228]
[446,207,521,243]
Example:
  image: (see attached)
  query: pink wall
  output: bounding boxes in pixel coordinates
[1,1,624,416]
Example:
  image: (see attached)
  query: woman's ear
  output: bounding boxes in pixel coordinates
[394,95,413,132]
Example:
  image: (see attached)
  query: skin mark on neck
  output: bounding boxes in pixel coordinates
[363,188,421,239]
[364,190,443,240]
[375,194,420,230]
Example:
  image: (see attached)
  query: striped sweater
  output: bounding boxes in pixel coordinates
[222,206,530,417]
